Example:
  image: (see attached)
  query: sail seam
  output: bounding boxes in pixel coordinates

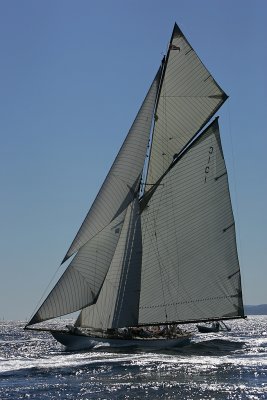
[140,294,240,309]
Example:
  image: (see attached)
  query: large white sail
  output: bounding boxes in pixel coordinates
[139,118,244,324]
[145,24,227,190]
[62,69,161,264]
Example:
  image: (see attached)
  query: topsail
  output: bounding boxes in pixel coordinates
[145,24,227,189]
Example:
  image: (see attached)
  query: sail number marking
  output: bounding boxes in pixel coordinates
[204,146,213,183]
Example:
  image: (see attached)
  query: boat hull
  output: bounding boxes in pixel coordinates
[51,331,191,351]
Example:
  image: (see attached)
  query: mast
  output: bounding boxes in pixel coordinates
[139,55,166,197]
[142,25,175,191]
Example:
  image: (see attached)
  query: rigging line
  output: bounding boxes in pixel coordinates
[144,172,182,315]
[142,54,167,194]
[39,212,127,326]
[92,206,135,328]
[95,219,130,328]
[163,80,168,175]
[226,101,245,314]
[81,301,103,330]
[151,188,169,321]
[155,95,225,98]
[95,303,104,330]
[165,172,208,319]
[92,237,99,296]
[166,169,183,316]
[62,207,128,264]
[114,201,137,325]
[226,101,243,268]
[139,118,220,211]
[26,263,64,324]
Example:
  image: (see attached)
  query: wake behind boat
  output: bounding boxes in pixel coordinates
[25,23,245,350]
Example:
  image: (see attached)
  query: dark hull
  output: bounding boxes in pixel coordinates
[51,330,191,351]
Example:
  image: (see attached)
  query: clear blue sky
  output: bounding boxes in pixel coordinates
[0,0,266,321]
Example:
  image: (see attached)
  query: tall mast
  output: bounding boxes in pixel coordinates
[141,24,176,191]
[140,55,167,196]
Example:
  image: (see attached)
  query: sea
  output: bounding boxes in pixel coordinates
[0,316,266,399]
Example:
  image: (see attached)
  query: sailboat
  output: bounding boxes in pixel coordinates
[25,23,245,350]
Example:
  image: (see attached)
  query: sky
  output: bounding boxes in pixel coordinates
[0,0,266,321]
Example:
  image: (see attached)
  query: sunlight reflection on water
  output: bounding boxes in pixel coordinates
[0,317,266,399]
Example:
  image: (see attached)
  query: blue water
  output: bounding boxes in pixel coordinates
[0,317,266,399]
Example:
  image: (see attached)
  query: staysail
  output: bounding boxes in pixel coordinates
[145,23,227,190]
[75,197,142,330]
[139,118,244,324]
[28,211,127,325]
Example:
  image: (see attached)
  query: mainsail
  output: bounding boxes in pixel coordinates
[139,118,244,325]
[27,23,244,330]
